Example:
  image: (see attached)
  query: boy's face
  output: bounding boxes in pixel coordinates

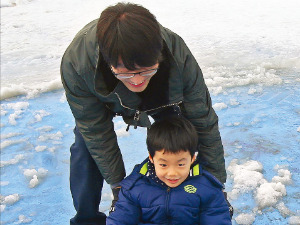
[149,149,196,188]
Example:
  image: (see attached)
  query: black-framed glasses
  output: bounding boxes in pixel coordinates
[110,67,158,79]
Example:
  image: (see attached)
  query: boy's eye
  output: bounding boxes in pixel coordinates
[178,164,185,167]
[159,164,167,167]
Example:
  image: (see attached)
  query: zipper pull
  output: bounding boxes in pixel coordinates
[174,104,181,116]
[133,110,141,129]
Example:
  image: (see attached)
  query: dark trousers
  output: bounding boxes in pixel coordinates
[70,127,107,225]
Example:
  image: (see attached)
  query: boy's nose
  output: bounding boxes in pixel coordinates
[167,168,178,177]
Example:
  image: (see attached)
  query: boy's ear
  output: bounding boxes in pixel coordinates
[149,154,154,163]
[191,154,196,163]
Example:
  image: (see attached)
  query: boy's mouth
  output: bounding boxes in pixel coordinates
[166,178,180,184]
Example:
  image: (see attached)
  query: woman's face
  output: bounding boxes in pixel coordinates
[111,59,159,92]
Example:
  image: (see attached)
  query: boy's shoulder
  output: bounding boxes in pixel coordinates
[186,163,225,190]
[120,158,150,190]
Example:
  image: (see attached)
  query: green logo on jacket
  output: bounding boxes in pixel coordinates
[184,185,197,193]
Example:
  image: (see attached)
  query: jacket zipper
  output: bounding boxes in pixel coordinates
[115,92,182,131]
[115,92,182,113]
[166,187,171,223]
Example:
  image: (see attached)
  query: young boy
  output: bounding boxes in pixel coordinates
[107,117,232,225]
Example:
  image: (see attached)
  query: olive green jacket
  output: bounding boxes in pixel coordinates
[61,19,226,184]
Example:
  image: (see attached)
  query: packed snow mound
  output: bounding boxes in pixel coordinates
[255,182,286,208]
[23,168,48,188]
[1,194,20,205]
[1,0,34,8]
[228,159,292,209]
[235,213,255,225]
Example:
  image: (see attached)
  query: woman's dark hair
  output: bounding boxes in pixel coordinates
[97,2,163,70]
[147,117,198,158]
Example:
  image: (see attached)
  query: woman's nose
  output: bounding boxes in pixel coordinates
[129,74,145,83]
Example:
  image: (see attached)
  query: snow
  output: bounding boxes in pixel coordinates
[1,194,20,205]
[289,216,300,225]
[17,215,32,224]
[34,110,51,122]
[213,102,228,111]
[235,213,256,225]
[0,154,25,167]
[228,160,266,199]
[255,182,287,209]
[1,0,300,224]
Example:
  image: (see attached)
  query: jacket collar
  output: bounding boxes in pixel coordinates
[139,160,203,178]
[139,159,203,189]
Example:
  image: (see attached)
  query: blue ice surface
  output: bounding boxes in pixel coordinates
[1,77,299,224]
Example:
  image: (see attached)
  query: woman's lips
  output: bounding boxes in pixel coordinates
[128,80,146,87]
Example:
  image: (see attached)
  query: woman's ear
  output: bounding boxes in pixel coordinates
[149,154,154,163]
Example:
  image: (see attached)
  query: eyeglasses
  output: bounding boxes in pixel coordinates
[110,67,158,79]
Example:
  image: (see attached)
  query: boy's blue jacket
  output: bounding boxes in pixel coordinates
[107,159,231,225]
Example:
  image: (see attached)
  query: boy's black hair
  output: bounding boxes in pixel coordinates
[147,117,198,158]
[97,2,163,70]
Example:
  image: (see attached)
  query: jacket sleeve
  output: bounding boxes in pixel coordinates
[60,50,125,184]
[199,188,232,224]
[107,188,141,225]
[177,36,226,183]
